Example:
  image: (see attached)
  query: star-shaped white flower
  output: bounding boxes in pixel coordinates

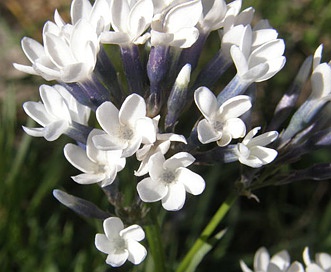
[150,0,202,48]
[194,86,251,146]
[235,127,278,168]
[303,247,331,272]
[23,84,90,141]
[64,129,126,187]
[93,94,156,158]
[100,0,153,45]
[95,217,147,267]
[136,152,205,211]
[240,247,304,272]
[135,116,187,176]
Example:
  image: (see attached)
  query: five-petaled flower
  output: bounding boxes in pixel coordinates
[92,94,156,158]
[95,217,147,267]
[194,86,252,146]
[136,152,205,211]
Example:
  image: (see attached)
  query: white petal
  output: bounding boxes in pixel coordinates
[64,143,96,173]
[96,101,120,135]
[23,101,50,126]
[72,173,105,184]
[13,63,39,75]
[39,85,71,121]
[194,87,218,120]
[22,126,46,138]
[161,182,186,211]
[164,0,202,33]
[255,57,286,82]
[197,119,221,144]
[128,0,153,38]
[122,137,142,157]
[127,240,147,265]
[100,31,131,44]
[157,133,187,144]
[170,27,200,48]
[254,247,270,272]
[163,152,195,170]
[217,131,232,147]
[177,168,205,195]
[248,131,278,147]
[270,250,290,270]
[242,62,269,82]
[316,253,331,269]
[21,37,45,62]
[34,61,61,81]
[110,0,130,32]
[239,260,253,272]
[137,177,168,202]
[43,120,69,141]
[95,233,112,254]
[121,225,145,241]
[119,94,146,126]
[104,217,124,240]
[313,44,323,70]
[243,127,260,144]
[252,29,278,49]
[44,33,75,67]
[92,133,127,151]
[136,117,157,144]
[287,261,305,272]
[305,264,325,272]
[224,118,246,139]
[60,62,93,82]
[250,39,285,62]
[220,95,252,119]
[266,263,282,272]
[239,155,263,168]
[105,250,129,267]
[231,45,249,77]
[311,63,331,99]
[71,0,92,24]
[149,152,166,180]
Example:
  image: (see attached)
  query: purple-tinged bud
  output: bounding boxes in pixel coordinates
[165,64,191,131]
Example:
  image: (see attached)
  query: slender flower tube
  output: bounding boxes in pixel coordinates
[95,217,147,267]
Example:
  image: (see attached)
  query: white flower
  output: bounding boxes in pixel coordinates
[303,247,331,272]
[230,36,286,83]
[197,0,227,33]
[23,84,90,141]
[13,0,111,82]
[95,217,147,267]
[235,127,278,168]
[92,94,156,157]
[100,0,154,45]
[194,86,251,146]
[135,116,187,176]
[64,129,126,187]
[136,152,205,211]
[240,247,304,272]
[150,0,202,48]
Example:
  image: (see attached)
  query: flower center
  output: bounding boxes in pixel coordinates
[161,170,176,184]
[120,126,134,140]
[213,120,224,131]
[113,237,127,253]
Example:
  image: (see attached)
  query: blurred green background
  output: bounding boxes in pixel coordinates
[0,0,331,271]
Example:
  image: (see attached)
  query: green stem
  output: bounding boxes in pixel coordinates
[145,205,166,272]
[176,191,238,272]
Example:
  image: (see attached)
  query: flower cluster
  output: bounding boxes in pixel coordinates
[16,0,331,269]
[240,247,331,272]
